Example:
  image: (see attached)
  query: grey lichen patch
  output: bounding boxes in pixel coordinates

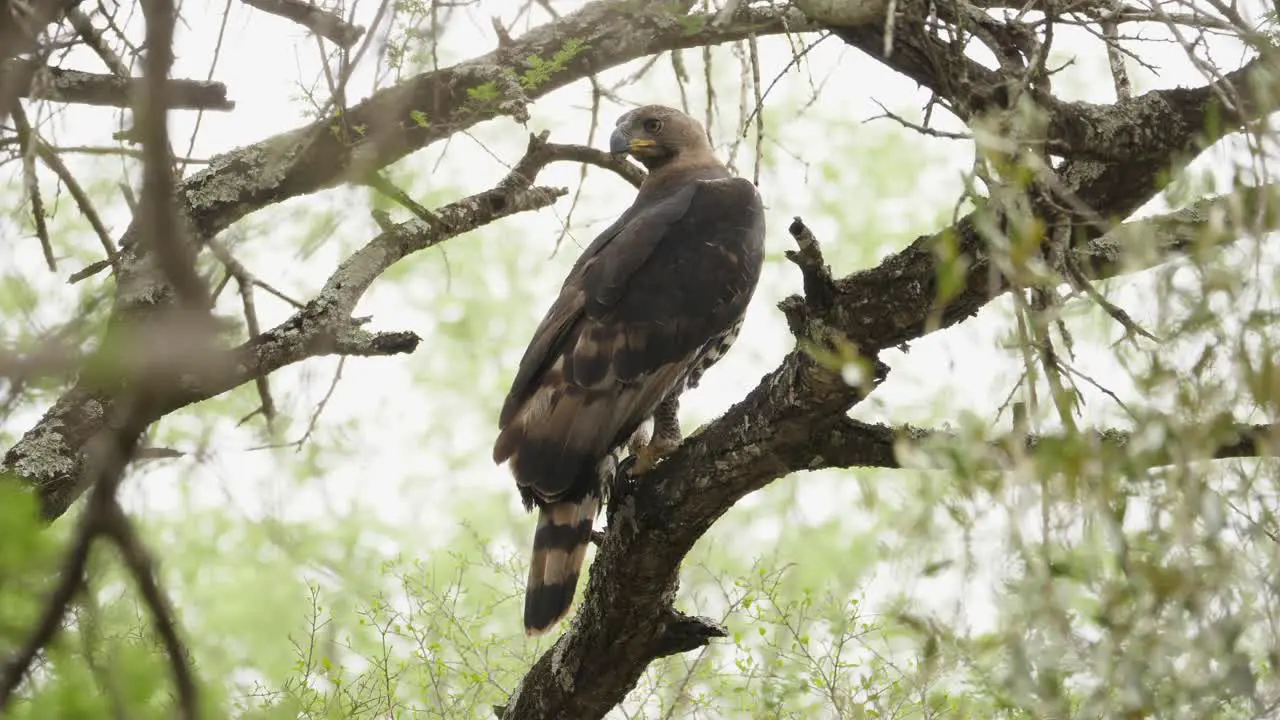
[7,424,78,484]
[82,398,106,423]
[1076,233,1123,268]
[182,129,313,222]
[549,636,577,693]
[1059,158,1107,191]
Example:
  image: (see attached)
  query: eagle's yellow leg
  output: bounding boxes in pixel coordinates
[628,395,682,476]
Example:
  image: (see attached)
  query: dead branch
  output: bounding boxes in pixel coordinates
[240,0,364,49]
[0,59,234,110]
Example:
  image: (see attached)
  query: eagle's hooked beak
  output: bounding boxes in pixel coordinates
[609,128,655,158]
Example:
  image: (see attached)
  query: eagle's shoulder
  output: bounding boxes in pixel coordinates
[687,174,762,210]
[687,175,765,238]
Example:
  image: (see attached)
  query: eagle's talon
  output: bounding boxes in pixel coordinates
[628,438,679,476]
[617,455,638,478]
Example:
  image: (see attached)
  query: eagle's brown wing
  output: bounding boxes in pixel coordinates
[493,170,765,635]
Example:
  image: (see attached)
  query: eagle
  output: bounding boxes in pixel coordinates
[492,105,766,636]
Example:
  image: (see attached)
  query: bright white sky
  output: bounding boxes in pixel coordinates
[3,0,1274,649]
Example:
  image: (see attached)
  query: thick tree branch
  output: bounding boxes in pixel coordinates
[163,0,809,243]
[0,59,235,110]
[810,418,1279,472]
[1074,183,1280,280]
[500,191,1277,716]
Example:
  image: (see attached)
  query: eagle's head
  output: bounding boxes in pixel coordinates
[609,105,713,170]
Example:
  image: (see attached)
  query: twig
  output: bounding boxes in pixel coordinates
[491,16,515,47]
[66,8,131,77]
[1101,1,1130,101]
[10,102,55,271]
[204,236,303,428]
[505,131,645,190]
[670,50,690,114]
[363,172,450,233]
[557,82,607,251]
[29,135,120,275]
[134,447,185,460]
[38,145,210,164]
[1059,362,1136,419]
[68,259,115,284]
[100,502,199,720]
[1064,256,1160,343]
[234,268,276,426]
[239,0,365,49]
[748,34,763,186]
[0,516,94,708]
[247,356,345,451]
[867,99,972,139]
[297,356,345,449]
[179,0,233,178]
[743,33,830,132]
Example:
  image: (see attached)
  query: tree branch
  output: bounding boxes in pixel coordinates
[3,132,619,521]
[499,39,1280,711]
[499,191,1278,716]
[0,0,78,60]
[809,418,1279,472]
[159,0,809,245]
[138,0,207,313]
[0,0,82,124]
[0,59,235,110]
[1,0,809,521]
[239,0,364,49]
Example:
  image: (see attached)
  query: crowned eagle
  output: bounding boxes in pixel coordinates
[493,105,766,635]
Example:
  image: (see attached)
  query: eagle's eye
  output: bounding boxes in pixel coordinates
[641,118,663,134]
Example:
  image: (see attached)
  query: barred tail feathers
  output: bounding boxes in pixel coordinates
[524,496,598,636]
